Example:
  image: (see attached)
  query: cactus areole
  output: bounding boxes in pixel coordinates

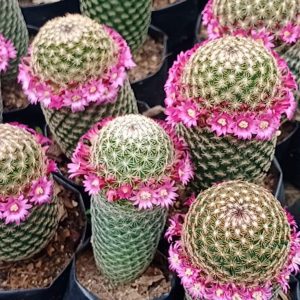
[202,0,300,45]
[18,14,135,113]
[0,123,57,225]
[165,36,298,141]
[68,114,193,209]
[166,181,300,300]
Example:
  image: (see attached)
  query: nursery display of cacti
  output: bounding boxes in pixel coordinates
[2,1,300,298]
[18,14,138,158]
[166,180,300,300]
[202,0,300,46]
[0,123,59,262]
[80,0,152,52]
[68,114,193,284]
[165,35,297,191]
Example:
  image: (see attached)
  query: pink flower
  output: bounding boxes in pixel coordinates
[177,263,199,286]
[168,242,182,271]
[207,19,222,39]
[154,181,178,208]
[249,287,272,300]
[208,112,233,136]
[251,29,275,49]
[47,160,58,174]
[254,113,280,140]
[130,185,156,210]
[186,281,206,299]
[202,0,213,26]
[280,22,299,44]
[179,101,200,127]
[84,80,104,102]
[83,175,105,195]
[0,35,16,72]
[2,196,32,225]
[63,90,87,112]
[106,189,118,202]
[29,177,53,205]
[165,106,182,125]
[165,213,184,242]
[117,184,132,199]
[285,90,297,119]
[18,63,32,91]
[231,114,255,140]
[177,156,194,185]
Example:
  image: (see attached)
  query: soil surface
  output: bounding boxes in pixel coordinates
[19,0,61,6]
[2,81,29,112]
[152,0,179,10]
[76,247,171,300]
[129,36,164,82]
[0,182,86,290]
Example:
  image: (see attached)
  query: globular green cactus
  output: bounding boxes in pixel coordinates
[165,36,296,192]
[80,0,151,52]
[19,14,138,158]
[0,0,28,81]
[69,114,193,284]
[168,181,298,300]
[0,124,59,262]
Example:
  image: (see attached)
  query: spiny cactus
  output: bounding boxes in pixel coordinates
[69,114,193,284]
[165,36,297,191]
[203,0,300,46]
[167,181,300,300]
[0,0,28,81]
[0,123,59,262]
[19,14,138,158]
[80,0,151,52]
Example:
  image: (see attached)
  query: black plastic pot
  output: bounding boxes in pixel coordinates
[20,0,80,28]
[2,25,46,130]
[63,241,184,300]
[275,121,299,169]
[131,25,168,108]
[0,174,87,300]
[151,0,205,56]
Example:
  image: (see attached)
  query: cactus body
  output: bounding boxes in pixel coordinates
[165,36,296,192]
[178,126,276,191]
[80,0,151,51]
[0,0,28,81]
[91,194,166,283]
[42,78,137,158]
[69,114,192,284]
[0,124,59,262]
[167,181,300,300]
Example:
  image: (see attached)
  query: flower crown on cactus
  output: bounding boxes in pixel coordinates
[202,0,300,45]
[68,114,193,210]
[0,34,16,73]
[0,123,57,225]
[165,35,298,141]
[18,14,135,113]
[166,181,300,300]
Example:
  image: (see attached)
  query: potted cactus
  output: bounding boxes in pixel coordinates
[202,0,300,47]
[80,0,151,52]
[0,123,59,262]
[166,180,300,300]
[68,114,193,284]
[19,14,138,159]
[165,35,297,191]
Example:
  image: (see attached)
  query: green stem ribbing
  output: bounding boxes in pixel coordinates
[0,0,28,82]
[178,125,276,192]
[42,78,138,158]
[0,196,59,262]
[91,194,167,284]
[80,0,151,52]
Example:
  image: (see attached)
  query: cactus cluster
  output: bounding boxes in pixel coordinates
[0,0,28,81]
[80,0,152,52]
[203,0,300,45]
[165,35,297,190]
[167,181,300,300]
[0,124,59,262]
[19,14,138,158]
[69,114,193,283]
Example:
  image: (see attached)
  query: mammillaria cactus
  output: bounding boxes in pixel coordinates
[80,0,151,52]
[0,123,59,262]
[166,181,300,300]
[68,114,193,283]
[0,0,28,81]
[19,14,138,158]
[202,0,300,46]
[165,35,297,191]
